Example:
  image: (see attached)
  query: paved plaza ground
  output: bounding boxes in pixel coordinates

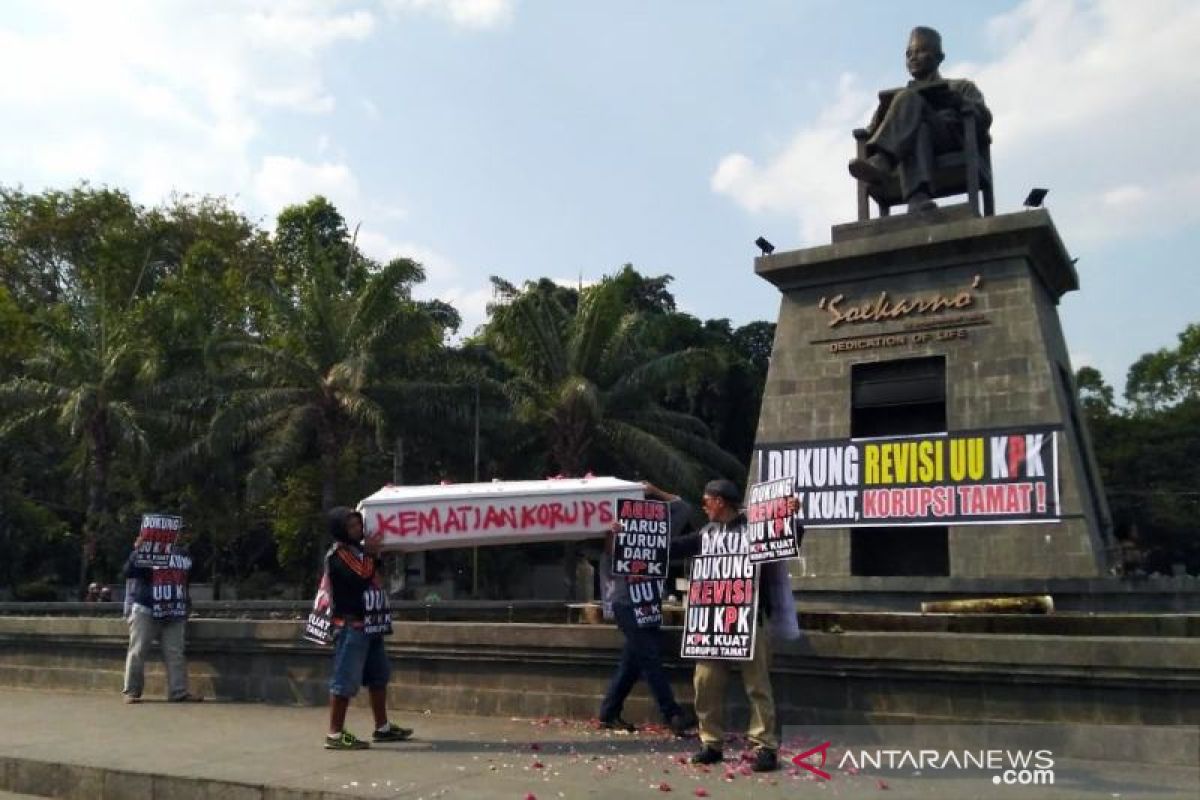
[0,688,1196,799]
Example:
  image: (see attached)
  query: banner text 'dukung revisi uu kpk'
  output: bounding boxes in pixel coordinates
[755,426,1060,528]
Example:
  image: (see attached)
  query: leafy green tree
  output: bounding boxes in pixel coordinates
[1078,348,1200,574]
[128,197,277,594]
[0,285,78,595]
[205,200,460,575]
[1076,366,1115,418]
[0,187,170,594]
[481,272,744,495]
[1125,323,1200,412]
[0,281,160,593]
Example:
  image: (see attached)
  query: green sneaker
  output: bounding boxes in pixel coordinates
[324,730,370,750]
[373,722,414,742]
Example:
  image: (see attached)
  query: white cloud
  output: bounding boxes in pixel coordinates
[254,82,338,114]
[1101,185,1148,209]
[387,0,514,29]
[0,0,517,235]
[352,228,461,283]
[709,73,873,244]
[433,285,494,339]
[550,276,600,291]
[360,98,382,119]
[249,157,416,273]
[712,0,1200,247]
[1071,351,1097,369]
[253,156,361,217]
[245,8,375,55]
[376,203,410,222]
[0,1,375,206]
[386,241,462,283]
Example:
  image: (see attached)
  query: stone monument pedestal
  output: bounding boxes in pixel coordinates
[753,208,1113,578]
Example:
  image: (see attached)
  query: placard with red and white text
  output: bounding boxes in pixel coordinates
[134,513,182,568]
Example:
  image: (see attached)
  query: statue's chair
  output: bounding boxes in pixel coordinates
[852,90,995,220]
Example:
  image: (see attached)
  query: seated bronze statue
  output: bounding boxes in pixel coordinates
[849,26,992,214]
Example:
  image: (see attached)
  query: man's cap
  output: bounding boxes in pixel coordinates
[703,479,741,503]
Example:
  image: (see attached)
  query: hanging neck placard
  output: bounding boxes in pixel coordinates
[134,513,182,568]
[612,499,670,577]
[681,523,757,660]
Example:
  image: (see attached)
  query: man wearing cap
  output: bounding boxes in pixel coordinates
[670,478,801,772]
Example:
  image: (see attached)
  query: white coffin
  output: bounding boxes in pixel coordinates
[358,477,643,552]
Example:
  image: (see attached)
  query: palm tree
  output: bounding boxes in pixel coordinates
[0,301,159,594]
[205,253,457,525]
[483,274,745,496]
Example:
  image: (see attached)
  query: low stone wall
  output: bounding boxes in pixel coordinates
[1,616,1197,765]
[792,576,1200,612]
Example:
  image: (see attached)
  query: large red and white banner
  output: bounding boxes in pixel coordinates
[358,477,643,552]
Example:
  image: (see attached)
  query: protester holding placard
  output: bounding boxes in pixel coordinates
[746,477,804,564]
[672,478,801,772]
[596,482,697,736]
[121,524,203,704]
[133,513,182,568]
[323,506,413,751]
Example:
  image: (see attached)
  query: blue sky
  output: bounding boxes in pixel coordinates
[1,0,1195,394]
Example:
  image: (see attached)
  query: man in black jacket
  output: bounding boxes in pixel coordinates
[324,506,414,750]
[597,481,697,736]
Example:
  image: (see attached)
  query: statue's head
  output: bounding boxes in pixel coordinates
[906,26,944,81]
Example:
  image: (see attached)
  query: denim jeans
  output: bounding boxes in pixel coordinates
[328,625,391,698]
[598,604,682,722]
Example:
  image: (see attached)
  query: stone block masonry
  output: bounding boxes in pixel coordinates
[752,209,1113,578]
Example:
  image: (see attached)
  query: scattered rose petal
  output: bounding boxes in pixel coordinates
[658,782,672,792]
[693,790,710,798]
[532,761,544,769]
[530,743,542,751]
[877,779,890,790]
[524,794,537,800]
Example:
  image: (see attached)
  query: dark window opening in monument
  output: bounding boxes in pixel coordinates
[850,356,949,576]
[851,356,947,437]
